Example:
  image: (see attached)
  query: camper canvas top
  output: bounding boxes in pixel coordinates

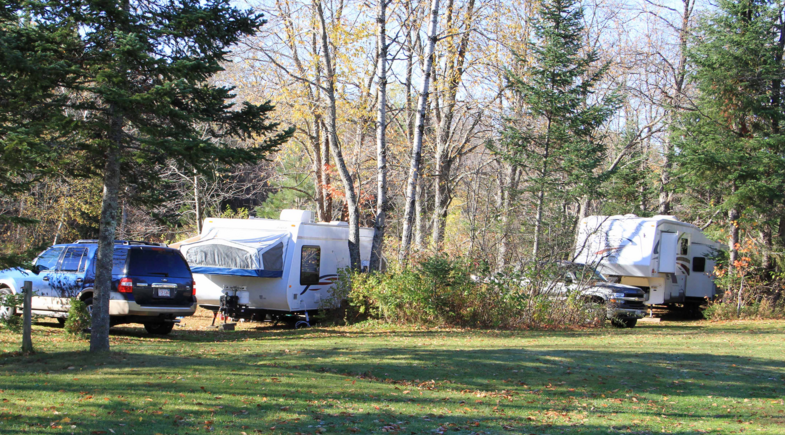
[574,214,718,278]
[175,210,373,279]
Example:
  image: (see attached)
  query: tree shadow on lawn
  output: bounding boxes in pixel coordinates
[1,349,780,435]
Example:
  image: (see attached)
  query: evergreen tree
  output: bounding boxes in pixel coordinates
[497,0,618,258]
[673,0,785,272]
[7,0,291,352]
[0,0,82,268]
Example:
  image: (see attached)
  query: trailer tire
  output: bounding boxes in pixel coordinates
[294,320,310,329]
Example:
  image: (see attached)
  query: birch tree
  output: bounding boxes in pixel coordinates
[399,0,441,262]
[370,0,389,271]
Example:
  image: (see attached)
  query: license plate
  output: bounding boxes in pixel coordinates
[157,289,171,297]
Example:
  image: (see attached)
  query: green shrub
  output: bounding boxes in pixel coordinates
[0,292,24,332]
[64,299,91,335]
[705,270,785,321]
[324,255,599,329]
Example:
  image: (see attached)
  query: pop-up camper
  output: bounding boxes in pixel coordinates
[173,210,373,324]
[574,215,723,308]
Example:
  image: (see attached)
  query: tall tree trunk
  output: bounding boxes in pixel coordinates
[399,0,440,262]
[728,207,740,274]
[430,0,475,251]
[497,165,520,271]
[658,0,693,215]
[532,188,545,258]
[312,116,327,222]
[194,172,202,234]
[404,4,415,145]
[315,0,361,269]
[778,214,785,248]
[370,0,388,272]
[762,223,773,273]
[91,118,122,353]
[414,175,425,250]
[532,120,551,259]
[321,123,332,220]
[431,158,451,248]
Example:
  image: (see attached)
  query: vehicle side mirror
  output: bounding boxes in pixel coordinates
[31,264,41,275]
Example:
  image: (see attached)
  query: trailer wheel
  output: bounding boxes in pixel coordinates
[294,320,310,329]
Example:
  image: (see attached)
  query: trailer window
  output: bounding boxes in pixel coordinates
[300,246,321,285]
[693,257,706,273]
[679,237,689,255]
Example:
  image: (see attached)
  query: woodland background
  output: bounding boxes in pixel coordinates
[2,0,784,282]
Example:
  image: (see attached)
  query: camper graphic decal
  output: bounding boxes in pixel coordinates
[594,237,636,261]
[676,256,691,275]
[300,274,339,295]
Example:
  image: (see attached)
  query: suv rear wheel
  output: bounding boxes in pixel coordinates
[144,322,174,335]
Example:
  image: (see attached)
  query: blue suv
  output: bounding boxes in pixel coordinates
[0,240,196,335]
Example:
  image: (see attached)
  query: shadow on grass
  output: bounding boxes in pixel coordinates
[2,346,782,435]
[2,317,785,435]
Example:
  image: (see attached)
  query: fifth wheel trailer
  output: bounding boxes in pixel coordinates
[172,210,373,324]
[573,215,724,308]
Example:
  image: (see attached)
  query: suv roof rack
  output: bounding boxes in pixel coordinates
[74,240,167,247]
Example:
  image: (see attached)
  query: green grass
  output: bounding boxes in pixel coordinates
[1,320,784,434]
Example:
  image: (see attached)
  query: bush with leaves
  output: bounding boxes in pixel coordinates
[64,299,91,335]
[0,291,24,332]
[705,240,785,320]
[325,255,601,329]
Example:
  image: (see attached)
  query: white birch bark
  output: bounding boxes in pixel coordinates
[398,0,440,263]
[315,0,361,269]
[370,0,388,271]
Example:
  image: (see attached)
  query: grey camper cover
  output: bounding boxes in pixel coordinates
[180,230,289,277]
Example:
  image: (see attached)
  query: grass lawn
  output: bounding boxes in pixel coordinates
[1,313,783,434]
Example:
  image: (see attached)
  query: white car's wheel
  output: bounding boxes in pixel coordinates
[0,288,14,320]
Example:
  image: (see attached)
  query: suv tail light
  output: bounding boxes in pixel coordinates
[192,280,196,296]
[118,277,133,293]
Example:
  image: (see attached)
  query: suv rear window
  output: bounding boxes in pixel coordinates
[127,248,191,278]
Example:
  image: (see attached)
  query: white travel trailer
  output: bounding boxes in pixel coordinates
[574,215,724,308]
[173,210,373,324]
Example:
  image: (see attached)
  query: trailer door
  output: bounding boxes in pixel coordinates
[658,232,678,273]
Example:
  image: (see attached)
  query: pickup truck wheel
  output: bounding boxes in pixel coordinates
[144,322,174,335]
[0,288,13,320]
[611,317,637,328]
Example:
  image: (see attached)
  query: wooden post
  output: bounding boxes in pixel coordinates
[22,281,33,353]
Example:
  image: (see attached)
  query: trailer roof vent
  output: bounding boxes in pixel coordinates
[280,209,313,223]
